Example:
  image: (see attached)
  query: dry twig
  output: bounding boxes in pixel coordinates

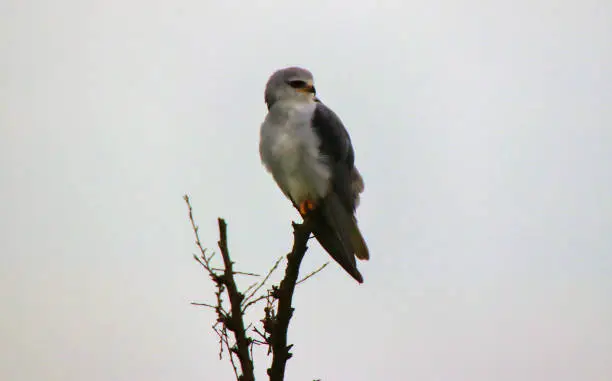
[185,195,326,381]
[297,262,330,285]
[184,196,254,381]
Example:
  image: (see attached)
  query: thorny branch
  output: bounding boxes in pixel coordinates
[185,195,254,381]
[265,222,311,381]
[217,218,256,381]
[184,195,325,381]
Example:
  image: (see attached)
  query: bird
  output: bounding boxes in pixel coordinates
[259,67,369,283]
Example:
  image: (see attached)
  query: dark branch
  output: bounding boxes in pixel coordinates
[265,222,311,381]
[184,196,255,381]
[185,195,327,381]
[216,218,255,381]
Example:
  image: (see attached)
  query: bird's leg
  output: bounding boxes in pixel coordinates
[298,199,316,215]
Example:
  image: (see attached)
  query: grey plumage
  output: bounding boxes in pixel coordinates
[259,67,369,283]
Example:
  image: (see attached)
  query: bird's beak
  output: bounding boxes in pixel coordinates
[297,84,316,94]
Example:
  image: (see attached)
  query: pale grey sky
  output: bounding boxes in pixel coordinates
[1,0,611,380]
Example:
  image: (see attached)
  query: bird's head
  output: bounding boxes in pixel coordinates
[264,67,318,109]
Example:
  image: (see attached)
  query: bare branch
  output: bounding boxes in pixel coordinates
[184,195,213,270]
[297,262,330,285]
[190,302,217,309]
[243,281,260,297]
[185,195,330,381]
[265,221,311,381]
[184,196,255,381]
[242,255,284,310]
[214,325,239,379]
[242,294,270,312]
[210,268,261,277]
[216,218,255,381]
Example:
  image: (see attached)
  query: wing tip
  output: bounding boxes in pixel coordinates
[350,220,370,261]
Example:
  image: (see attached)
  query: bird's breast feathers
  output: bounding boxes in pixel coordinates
[260,102,331,205]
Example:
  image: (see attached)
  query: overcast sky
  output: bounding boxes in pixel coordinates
[1,0,611,380]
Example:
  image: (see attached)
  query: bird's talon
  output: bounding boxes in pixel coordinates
[299,199,315,215]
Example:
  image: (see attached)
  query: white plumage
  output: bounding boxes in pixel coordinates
[260,101,331,207]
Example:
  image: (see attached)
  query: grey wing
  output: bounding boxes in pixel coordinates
[310,102,364,212]
[310,102,369,263]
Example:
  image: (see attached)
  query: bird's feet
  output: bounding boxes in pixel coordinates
[299,199,316,215]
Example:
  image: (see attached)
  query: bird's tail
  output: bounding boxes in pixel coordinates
[307,192,369,283]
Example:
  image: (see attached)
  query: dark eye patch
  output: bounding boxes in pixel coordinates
[288,80,308,88]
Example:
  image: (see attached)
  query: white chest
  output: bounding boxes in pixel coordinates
[262,103,318,168]
[260,102,331,203]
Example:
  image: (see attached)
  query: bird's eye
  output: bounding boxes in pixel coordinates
[288,80,308,88]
